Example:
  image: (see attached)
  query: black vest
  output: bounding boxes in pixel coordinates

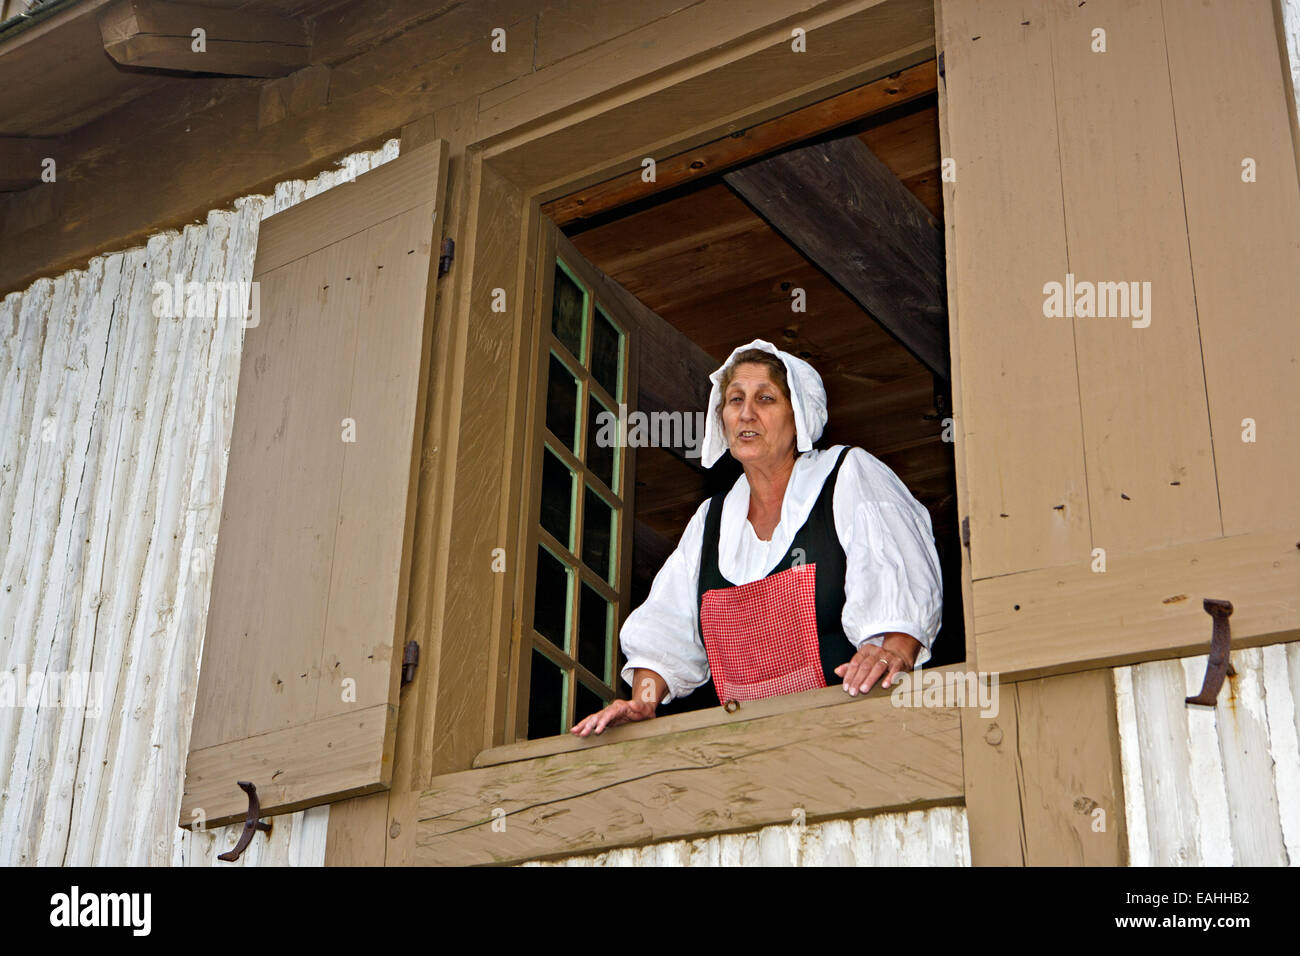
[696,446,854,688]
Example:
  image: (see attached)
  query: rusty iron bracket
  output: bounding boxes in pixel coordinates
[1185,598,1236,707]
[217,781,273,862]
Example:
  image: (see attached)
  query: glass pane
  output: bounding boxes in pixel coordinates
[534,545,573,652]
[545,353,580,452]
[586,393,619,492]
[539,447,575,551]
[551,262,586,360]
[574,680,608,725]
[582,486,616,583]
[578,583,612,682]
[527,649,567,740]
[590,306,623,399]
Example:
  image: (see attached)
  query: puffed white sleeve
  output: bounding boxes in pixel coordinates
[835,447,944,668]
[617,499,712,704]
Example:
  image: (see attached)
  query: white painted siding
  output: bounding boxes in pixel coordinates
[1284,0,1300,117]
[1115,642,1300,866]
[520,806,971,866]
[0,140,400,866]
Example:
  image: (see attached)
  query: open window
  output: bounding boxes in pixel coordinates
[506,69,967,743]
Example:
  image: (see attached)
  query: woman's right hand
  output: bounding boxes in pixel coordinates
[570,698,657,737]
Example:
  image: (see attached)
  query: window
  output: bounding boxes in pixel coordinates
[517,228,638,740]
[503,69,970,748]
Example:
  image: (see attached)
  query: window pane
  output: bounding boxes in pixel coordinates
[551,262,586,360]
[586,393,618,492]
[545,353,580,452]
[527,649,567,740]
[590,306,623,399]
[582,485,616,583]
[534,545,572,652]
[574,680,608,725]
[539,447,575,551]
[578,583,612,682]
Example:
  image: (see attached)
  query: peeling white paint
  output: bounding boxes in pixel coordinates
[519,805,971,867]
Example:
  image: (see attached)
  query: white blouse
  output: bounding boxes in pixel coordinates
[619,445,944,704]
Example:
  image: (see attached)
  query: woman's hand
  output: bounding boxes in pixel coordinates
[570,698,657,736]
[834,632,922,697]
[571,668,666,736]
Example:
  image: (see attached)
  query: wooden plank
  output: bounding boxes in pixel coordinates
[973,530,1300,679]
[542,61,938,225]
[1048,0,1219,556]
[482,0,934,191]
[185,142,445,824]
[181,704,395,829]
[475,666,974,767]
[1165,0,1300,536]
[0,138,58,191]
[1014,670,1126,865]
[254,143,446,274]
[99,0,310,76]
[723,133,949,381]
[937,0,1088,580]
[323,792,389,866]
[417,693,963,865]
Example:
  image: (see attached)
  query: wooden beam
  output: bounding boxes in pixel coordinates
[973,531,1300,680]
[541,61,938,226]
[723,134,950,382]
[417,690,962,864]
[0,138,57,191]
[98,0,310,77]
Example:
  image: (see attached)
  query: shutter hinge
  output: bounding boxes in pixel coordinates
[937,51,945,80]
[960,516,970,549]
[401,640,420,686]
[437,237,455,276]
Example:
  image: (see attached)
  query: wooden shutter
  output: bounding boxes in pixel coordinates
[181,141,448,828]
[938,0,1300,678]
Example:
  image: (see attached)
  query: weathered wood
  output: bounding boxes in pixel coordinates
[1049,0,1218,556]
[182,704,396,830]
[474,670,968,768]
[936,0,1087,580]
[417,692,963,865]
[1115,642,1300,866]
[1165,0,1300,537]
[523,805,970,866]
[183,141,447,826]
[542,61,938,226]
[99,0,311,76]
[723,134,949,381]
[973,531,1300,680]
[1015,670,1127,865]
[0,138,59,191]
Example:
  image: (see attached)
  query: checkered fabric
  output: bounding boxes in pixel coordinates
[699,562,825,703]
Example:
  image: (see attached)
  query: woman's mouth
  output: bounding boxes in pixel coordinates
[737,430,760,440]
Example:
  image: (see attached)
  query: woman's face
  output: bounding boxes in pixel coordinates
[721,362,797,469]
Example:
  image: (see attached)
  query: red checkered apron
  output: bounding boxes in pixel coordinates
[699,562,825,703]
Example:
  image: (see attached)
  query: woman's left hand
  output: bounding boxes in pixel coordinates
[834,632,922,697]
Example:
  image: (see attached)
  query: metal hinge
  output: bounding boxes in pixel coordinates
[960,516,970,549]
[937,51,945,79]
[401,640,420,686]
[437,237,455,276]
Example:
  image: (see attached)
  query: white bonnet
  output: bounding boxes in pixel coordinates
[699,339,828,468]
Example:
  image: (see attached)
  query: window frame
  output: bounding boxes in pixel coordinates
[471,2,972,761]
[508,223,640,742]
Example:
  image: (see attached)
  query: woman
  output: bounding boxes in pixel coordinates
[571,339,943,736]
